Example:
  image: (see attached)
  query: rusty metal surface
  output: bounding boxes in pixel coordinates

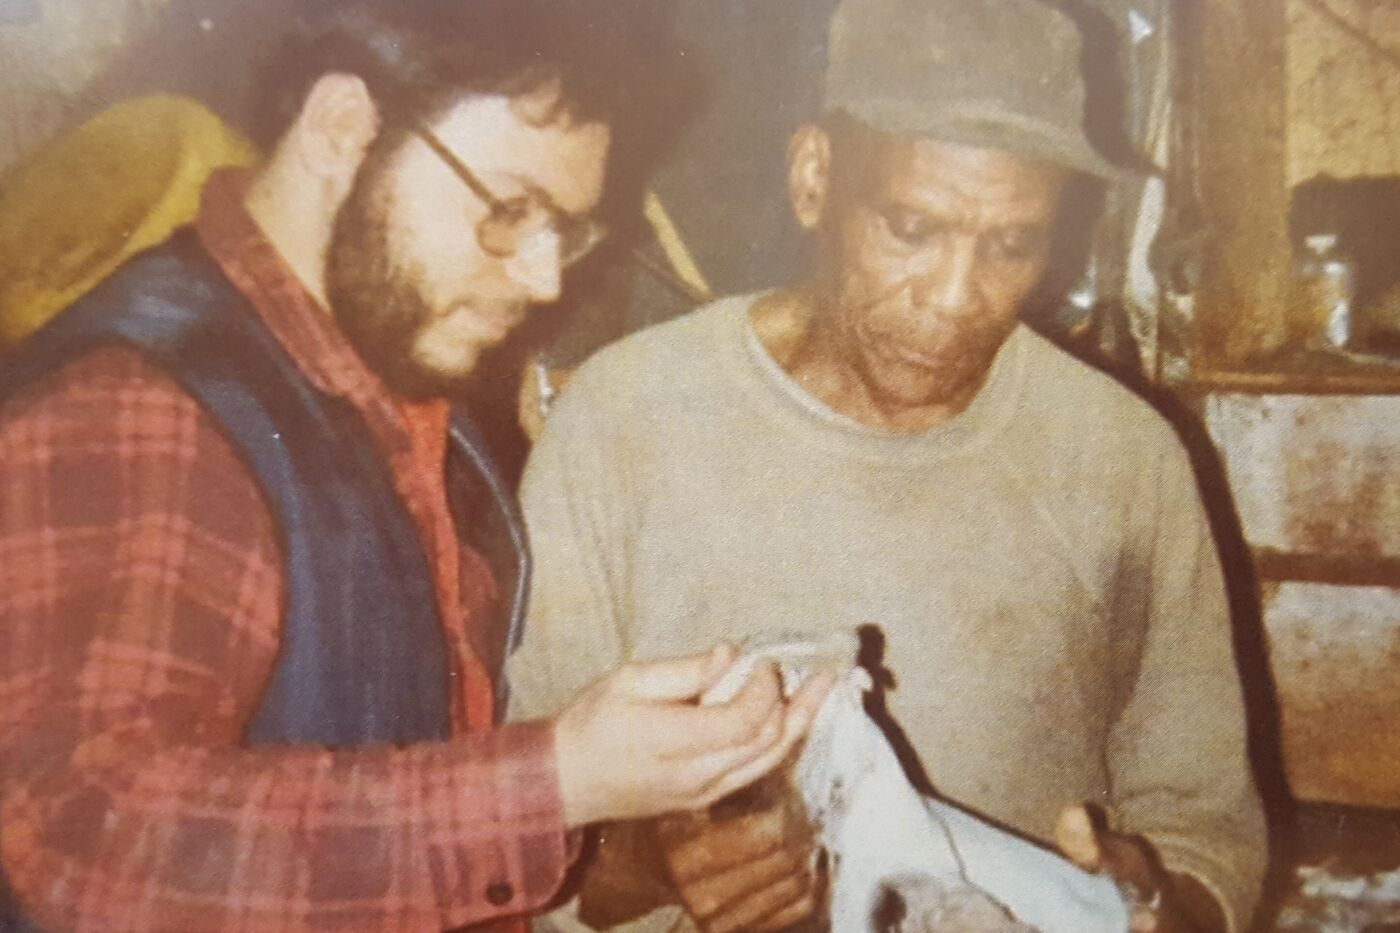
[1264,583,1400,807]
[1193,0,1293,362]
[1205,392,1400,806]
[1190,366,1400,395]
[1204,393,1400,558]
[1288,0,1400,186]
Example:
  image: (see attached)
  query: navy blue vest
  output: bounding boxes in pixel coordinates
[0,233,530,929]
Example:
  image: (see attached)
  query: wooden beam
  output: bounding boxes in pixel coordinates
[1191,0,1292,364]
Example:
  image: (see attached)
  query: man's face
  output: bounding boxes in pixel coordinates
[327,92,610,398]
[817,134,1065,412]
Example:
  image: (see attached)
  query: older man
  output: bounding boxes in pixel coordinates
[0,3,831,930]
[509,0,1267,931]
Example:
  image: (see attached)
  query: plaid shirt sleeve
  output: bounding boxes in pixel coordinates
[0,347,574,932]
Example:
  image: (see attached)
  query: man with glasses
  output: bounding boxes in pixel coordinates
[0,2,830,930]
[511,0,1266,931]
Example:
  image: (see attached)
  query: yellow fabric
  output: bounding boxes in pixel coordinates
[642,190,711,300]
[0,94,259,351]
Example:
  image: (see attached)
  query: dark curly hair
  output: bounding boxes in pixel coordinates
[247,0,664,148]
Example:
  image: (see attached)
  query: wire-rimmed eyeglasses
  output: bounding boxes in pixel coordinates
[409,122,608,268]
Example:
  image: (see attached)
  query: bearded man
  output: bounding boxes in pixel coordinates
[0,3,830,930]
[509,1,1267,931]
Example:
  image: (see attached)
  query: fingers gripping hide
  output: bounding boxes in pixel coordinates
[660,781,820,932]
[1054,805,1103,872]
[619,645,736,703]
[663,666,786,761]
[706,869,815,933]
[665,804,792,883]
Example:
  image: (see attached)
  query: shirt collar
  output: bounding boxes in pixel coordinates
[194,167,389,405]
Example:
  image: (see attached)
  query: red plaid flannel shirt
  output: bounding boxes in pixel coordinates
[0,171,576,931]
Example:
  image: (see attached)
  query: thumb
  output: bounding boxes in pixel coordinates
[1055,805,1103,872]
[620,644,736,702]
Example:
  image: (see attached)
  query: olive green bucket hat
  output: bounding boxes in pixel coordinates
[824,0,1119,179]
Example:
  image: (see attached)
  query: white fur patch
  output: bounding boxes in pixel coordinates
[706,634,1131,933]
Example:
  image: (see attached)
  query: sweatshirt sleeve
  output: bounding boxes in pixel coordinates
[508,360,636,722]
[1106,428,1268,932]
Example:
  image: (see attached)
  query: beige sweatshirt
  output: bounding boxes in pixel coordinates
[510,295,1266,931]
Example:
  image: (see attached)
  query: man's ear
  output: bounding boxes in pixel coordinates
[788,124,833,231]
[288,73,380,195]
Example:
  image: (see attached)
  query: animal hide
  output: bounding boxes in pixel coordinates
[702,634,1131,933]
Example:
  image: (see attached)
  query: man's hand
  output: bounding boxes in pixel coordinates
[655,777,822,933]
[554,645,833,828]
[1054,806,1227,933]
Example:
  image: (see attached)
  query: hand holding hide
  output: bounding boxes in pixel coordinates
[656,774,824,933]
[554,646,832,828]
[1055,805,1227,933]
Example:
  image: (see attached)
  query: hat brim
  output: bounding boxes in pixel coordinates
[832,97,1124,181]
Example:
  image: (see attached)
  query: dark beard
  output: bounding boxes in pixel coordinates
[325,158,469,400]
